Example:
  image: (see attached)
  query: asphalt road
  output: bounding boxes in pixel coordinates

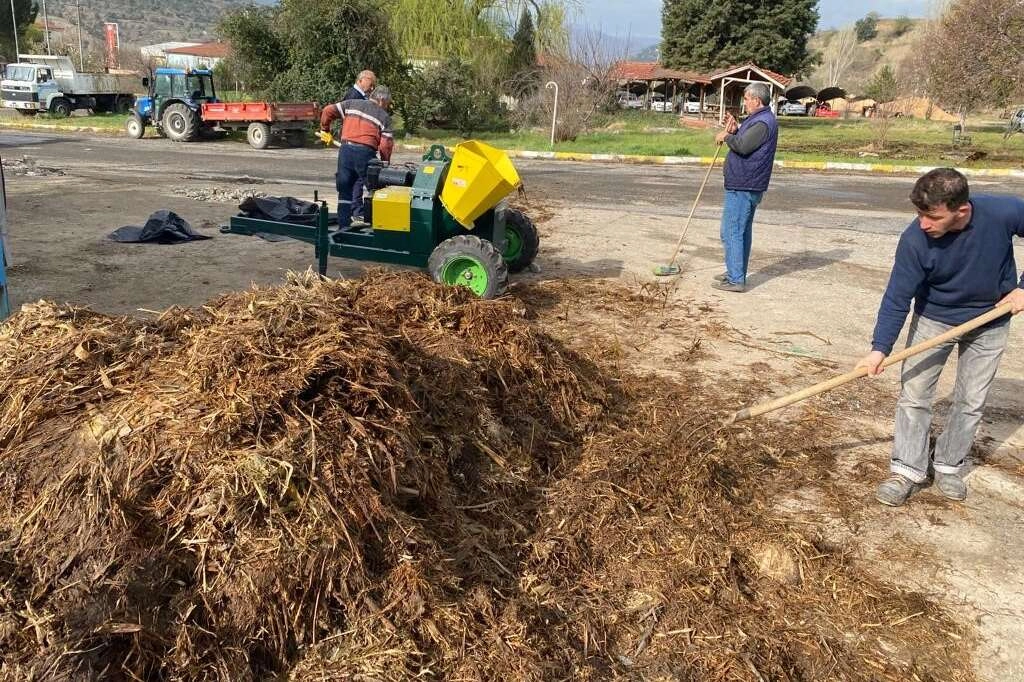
[3,130,1021,235]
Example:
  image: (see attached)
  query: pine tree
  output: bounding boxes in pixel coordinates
[0,0,39,61]
[507,7,538,95]
[661,0,819,76]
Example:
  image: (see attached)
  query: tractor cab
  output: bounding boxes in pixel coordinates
[128,67,218,142]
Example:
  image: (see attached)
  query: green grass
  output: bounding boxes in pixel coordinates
[0,111,128,129]
[405,114,1024,168]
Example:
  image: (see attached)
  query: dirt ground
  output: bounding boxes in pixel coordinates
[2,131,1023,680]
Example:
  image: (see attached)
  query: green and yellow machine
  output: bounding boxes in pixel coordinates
[222,141,539,299]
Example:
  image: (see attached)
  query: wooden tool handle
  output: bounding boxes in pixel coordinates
[664,143,723,268]
[729,303,1014,424]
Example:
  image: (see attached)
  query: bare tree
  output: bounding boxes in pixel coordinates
[821,27,858,87]
[508,27,623,142]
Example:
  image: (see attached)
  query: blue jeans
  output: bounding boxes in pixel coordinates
[719,189,763,285]
[335,143,376,227]
[891,314,1009,483]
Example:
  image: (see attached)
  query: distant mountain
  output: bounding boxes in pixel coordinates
[39,0,273,48]
[632,43,660,61]
[569,23,658,63]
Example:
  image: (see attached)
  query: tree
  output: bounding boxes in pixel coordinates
[854,12,879,42]
[507,7,538,91]
[864,65,900,149]
[0,0,38,62]
[661,0,819,76]
[820,26,858,87]
[219,0,402,105]
[890,16,914,38]
[919,0,1024,118]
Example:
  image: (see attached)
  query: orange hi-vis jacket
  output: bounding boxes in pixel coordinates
[320,98,394,161]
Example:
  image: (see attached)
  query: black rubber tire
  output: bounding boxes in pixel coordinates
[16,109,37,117]
[114,96,132,114]
[162,103,199,142]
[247,122,271,149]
[49,98,72,118]
[428,234,508,299]
[92,96,113,114]
[501,208,540,273]
[125,113,145,139]
[285,129,306,147]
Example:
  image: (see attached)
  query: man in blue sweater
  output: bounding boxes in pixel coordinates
[711,81,779,292]
[858,168,1024,506]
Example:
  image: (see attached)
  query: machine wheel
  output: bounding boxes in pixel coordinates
[162,103,199,142]
[428,234,508,300]
[125,113,146,139]
[114,96,132,114]
[49,98,73,118]
[501,208,539,273]
[247,122,271,149]
[285,129,306,147]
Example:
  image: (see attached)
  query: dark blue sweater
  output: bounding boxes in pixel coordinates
[872,194,1024,354]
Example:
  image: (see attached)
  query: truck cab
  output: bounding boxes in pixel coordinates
[2,62,58,116]
[128,67,218,142]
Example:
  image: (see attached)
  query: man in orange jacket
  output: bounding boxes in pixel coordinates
[320,85,394,229]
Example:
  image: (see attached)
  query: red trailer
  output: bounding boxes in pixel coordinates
[201,101,319,149]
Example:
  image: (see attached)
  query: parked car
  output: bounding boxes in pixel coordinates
[778,99,808,116]
[616,91,643,110]
[649,94,674,113]
[1005,107,1024,139]
[682,98,701,114]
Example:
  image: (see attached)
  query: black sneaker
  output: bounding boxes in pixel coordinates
[711,279,745,293]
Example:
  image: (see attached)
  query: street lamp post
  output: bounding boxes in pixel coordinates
[545,80,559,147]
[9,0,20,59]
[41,0,51,53]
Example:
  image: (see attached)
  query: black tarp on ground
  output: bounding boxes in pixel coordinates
[109,210,211,244]
[238,196,319,225]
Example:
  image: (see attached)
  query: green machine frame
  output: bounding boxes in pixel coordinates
[223,147,507,276]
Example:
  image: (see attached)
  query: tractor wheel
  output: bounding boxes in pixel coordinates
[285,129,306,147]
[247,122,271,149]
[49,98,73,118]
[501,208,539,273]
[428,234,508,299]
[162,103,199,142]
[125,113,146,139]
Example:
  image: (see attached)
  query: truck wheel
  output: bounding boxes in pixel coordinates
[49,98,72,118]
[501,208,540,273]
[125,114,146,139]
[247,122,271,149]
[428,234,508,299]
[285,129,306,147]
[163,103,199,142]
[114,96,132,114]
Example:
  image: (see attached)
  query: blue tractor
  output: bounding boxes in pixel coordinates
[125,66,218,142]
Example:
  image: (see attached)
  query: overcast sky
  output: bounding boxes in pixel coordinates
[580,0,935,44]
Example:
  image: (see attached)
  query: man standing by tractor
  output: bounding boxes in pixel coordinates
[343,70,377,220]
[857,168,1024,507]
[712,82,779,293]
[319,86,394,230]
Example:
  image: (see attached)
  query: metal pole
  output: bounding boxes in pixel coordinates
[41,0,50,53]
[545,80,558,147]
[10,0,20,59]
[75,0,84,70]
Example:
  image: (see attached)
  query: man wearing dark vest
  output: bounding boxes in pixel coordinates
[712,82,779,292]
[342,70,376,221]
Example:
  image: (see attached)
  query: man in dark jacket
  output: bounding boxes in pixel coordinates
[711,82,779,292]
[857,168,1024,506]
[341,70,376,219]
[320,86,394,230]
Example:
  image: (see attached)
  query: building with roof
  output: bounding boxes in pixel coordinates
[140,42,230,69]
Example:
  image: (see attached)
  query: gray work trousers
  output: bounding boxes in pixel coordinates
[890,314,1009,483]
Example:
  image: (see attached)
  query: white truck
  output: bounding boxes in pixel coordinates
[1,55,141,117]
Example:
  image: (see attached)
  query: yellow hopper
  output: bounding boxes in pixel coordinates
[440,141,522,228]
